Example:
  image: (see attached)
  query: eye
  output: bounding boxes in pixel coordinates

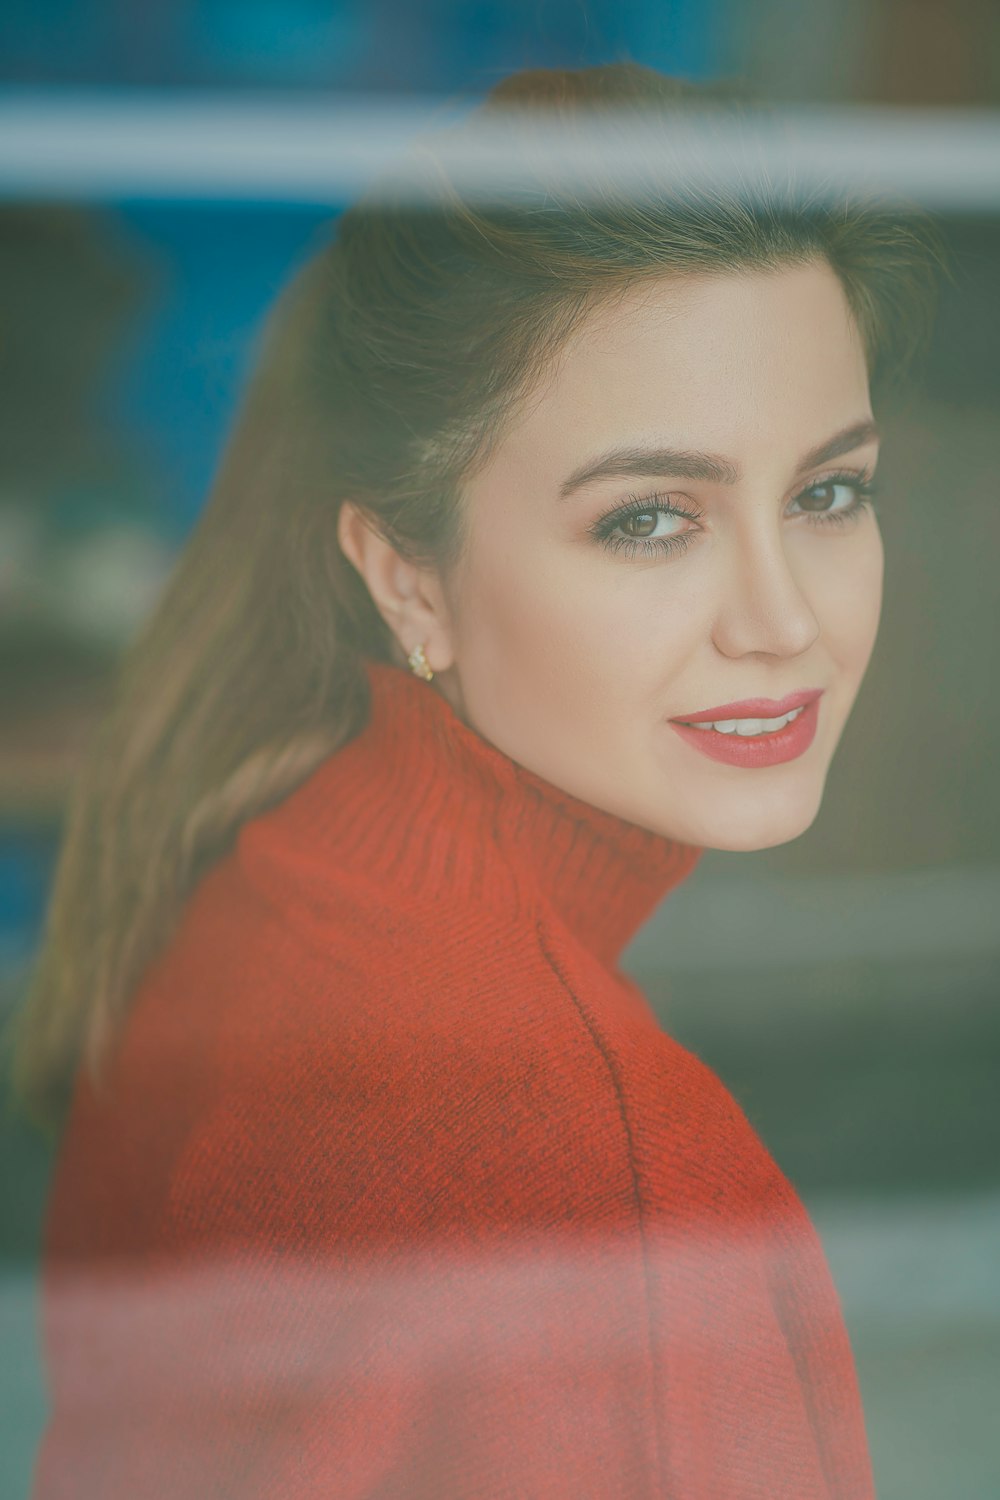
[789,471,878,527]
[591,494,703,559]
[611,505,688,543]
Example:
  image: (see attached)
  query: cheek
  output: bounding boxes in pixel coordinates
[802,523,885,664]
[462,540,635,660]
[469,550,594,659]
[457,538,700,717]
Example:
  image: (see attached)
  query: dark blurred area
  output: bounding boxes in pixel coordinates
[2,4,998,1499]
[2,0,1000,101]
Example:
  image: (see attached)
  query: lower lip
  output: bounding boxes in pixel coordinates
[668,697,821,768]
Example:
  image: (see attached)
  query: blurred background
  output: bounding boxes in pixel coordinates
[1,4,998,1498]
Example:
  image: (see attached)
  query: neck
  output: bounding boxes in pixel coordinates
[282,659,703,971]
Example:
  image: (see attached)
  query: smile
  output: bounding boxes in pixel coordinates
[668,698,821,768]
[679,705,805,735]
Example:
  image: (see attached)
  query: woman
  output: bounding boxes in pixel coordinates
[13,64,940,1499]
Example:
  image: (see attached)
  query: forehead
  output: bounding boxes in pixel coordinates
[489,260,869,479]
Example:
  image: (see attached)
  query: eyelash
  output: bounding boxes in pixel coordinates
[592,469,880,560]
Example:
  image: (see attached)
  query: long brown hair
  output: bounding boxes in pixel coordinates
[6,62,944,1133]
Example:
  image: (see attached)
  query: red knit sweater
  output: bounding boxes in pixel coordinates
[33,658,875,1499]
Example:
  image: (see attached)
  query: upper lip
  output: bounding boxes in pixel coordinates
[670,689,824,723]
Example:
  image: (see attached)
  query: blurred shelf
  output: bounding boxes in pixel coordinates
[0,695,107,828]
[1,92,999,210]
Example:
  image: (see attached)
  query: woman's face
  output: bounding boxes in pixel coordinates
[436,259,883,852]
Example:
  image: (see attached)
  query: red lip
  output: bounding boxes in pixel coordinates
[669,689,824,724]
[668,696,822,768]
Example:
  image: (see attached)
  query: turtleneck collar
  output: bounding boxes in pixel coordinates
[284,658,703,973]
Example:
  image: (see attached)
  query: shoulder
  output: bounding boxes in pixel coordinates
[536,925,787,1221]
[163,947,774,1271]
[160,930,655,1256]
[155,871,779,1253]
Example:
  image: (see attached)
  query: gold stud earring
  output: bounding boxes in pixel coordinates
[407,642,434,681]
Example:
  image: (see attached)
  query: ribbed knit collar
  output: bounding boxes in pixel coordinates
[290,658,703,973]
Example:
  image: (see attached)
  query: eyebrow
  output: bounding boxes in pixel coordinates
[557,419,881,500]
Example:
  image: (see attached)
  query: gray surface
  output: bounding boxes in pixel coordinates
[3,1192,998,1500]
[4,859,999,1498]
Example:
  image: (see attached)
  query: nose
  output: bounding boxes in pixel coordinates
[711,525,821,661]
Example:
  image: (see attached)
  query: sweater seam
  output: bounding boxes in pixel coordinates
[534,911,665,1498]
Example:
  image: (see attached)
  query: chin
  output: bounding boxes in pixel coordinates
[707,823,813,854]
[685,792,825,853]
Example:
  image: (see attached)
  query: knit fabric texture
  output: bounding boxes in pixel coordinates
[33,657,876,1499]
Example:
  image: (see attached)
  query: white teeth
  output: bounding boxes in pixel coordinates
[685,705,805,735]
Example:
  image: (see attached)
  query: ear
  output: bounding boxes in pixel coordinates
[337,501,455,674]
